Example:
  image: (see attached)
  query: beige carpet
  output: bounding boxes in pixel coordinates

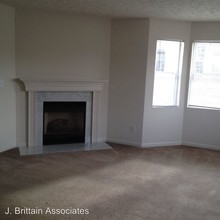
[0,144,220,220]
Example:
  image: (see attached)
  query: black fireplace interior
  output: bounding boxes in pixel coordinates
[43,101,86,145]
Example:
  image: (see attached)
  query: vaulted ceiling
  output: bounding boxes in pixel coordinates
[1,0,220,21]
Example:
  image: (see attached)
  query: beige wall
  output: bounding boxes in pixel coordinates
[182,22,220,149]
[15,9,111,146]
[16,9,110,80]
[142,18,191,147]
[1,4,219,150]
[108,19,149,146]
[0,4,16,151]
[107,18,192,148]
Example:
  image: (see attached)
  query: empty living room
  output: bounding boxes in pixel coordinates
[0,0,220,219]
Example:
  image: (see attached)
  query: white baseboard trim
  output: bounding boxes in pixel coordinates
[107,139,182,148]
[182,142,220,151]
[107,139,220,151]
[107,138,142,147]
[141,141,182,148]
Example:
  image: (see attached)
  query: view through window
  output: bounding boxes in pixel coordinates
[152,40,184,106]
[188,42,220,109]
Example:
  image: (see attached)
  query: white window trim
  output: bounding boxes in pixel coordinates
[152,39,184,108]
[187,40,220,111]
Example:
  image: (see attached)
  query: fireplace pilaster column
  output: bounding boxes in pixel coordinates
[28,92,36,147]
[92,91,99,142]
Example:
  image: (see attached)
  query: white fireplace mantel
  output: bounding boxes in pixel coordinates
[19,78,108,147]
[20,78,107,92]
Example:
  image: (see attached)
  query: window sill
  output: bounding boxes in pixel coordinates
[187,105,220,111]
[152,105,180,108]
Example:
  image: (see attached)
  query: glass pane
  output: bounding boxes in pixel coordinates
[153,72,177,106]
[188,42,220,109]
[153,40,184,106]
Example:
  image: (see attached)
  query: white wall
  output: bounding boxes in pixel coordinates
[183,22,220,149]
[15,9,111,146]
[0,4,16,151]
[107,19,149,146]
[142,19,191,147]
[16,10,110,79]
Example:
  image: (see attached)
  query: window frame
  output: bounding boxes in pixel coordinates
[152,39,185,108]
[187,40,220,111]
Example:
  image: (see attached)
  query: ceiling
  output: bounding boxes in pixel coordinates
[1,0,220,21]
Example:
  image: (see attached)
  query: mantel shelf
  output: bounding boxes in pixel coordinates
[19,78,108,92]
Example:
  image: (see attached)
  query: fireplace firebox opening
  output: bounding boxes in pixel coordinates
[43,101,86,145]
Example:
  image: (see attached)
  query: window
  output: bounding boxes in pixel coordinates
[152,40,184,106]
[188,42,220,109]
[156,49,165,71]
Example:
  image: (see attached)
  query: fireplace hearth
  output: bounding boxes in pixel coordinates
[43,102,86,145]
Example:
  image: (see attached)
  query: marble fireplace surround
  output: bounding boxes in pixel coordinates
[20,78,107,147]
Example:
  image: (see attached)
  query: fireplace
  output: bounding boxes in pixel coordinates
[43,102,86,145]
[19,78,107,147]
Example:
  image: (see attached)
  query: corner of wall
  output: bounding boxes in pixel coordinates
[0,3,17,151]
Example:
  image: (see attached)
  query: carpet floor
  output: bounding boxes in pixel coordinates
[0,144,220,220]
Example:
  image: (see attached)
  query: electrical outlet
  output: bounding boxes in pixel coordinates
[0,79,3,88]
[129,124,136,133]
